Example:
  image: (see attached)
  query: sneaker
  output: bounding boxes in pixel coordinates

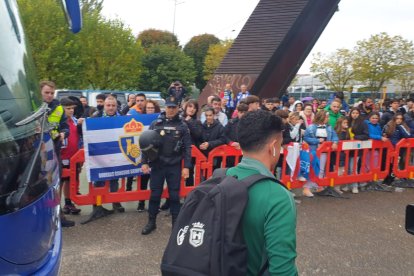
[333,187,343,194]
[112,203,125,213]
[302,188,314,198]
[352,187,359,194]
[341,186,350,192]
[315,187,325,193]
[63,204,81,215]
[137,204,145,213]
[297,176,307,181]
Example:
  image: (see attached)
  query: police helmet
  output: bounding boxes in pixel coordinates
[139,130,162,162]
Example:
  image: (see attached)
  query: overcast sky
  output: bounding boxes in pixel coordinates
[101,0,414,73]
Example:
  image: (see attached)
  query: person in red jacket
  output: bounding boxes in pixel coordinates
[60,98,83,215]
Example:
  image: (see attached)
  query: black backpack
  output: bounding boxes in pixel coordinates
[161,169,283,276]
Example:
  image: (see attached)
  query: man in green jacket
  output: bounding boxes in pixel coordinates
[324,98,342,128]
[227,110,298,276]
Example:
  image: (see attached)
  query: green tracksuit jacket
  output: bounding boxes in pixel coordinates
[227,157,298,276]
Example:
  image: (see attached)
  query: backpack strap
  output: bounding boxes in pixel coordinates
[241,174,282,189]
[212,168,228,178]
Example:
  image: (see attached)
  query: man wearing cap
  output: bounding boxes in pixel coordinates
[140,96,192,235]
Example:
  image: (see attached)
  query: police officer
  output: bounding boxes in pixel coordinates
[141,96,192,235]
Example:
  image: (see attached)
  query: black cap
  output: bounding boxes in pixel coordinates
[165,96,179,107]
[60,97,76,106]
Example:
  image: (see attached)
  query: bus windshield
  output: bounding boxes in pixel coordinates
[0,1,59,215]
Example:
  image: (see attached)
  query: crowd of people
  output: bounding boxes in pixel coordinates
[41,79,414,228]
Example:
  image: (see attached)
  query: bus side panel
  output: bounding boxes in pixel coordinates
[0,180,61,274]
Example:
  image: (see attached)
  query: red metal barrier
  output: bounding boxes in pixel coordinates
[393,138,414,179]
[69,139,407,206]
[205,145,243,178]
[69,146,208,206]
[162,146,208,198]
[309,140,395,187]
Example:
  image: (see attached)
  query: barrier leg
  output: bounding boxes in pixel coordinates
[391,179,414,189]
[81,195,114,225]
[315,186,349,199]
[364,174,393,192]
[314,155,349,199]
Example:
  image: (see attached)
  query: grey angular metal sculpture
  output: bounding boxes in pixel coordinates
[200,0,341,104]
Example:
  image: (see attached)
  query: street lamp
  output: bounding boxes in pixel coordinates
[172,0,185,35]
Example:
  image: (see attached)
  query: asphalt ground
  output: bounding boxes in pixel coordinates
[61,187,414,276]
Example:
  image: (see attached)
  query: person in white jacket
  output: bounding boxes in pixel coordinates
[287,112,305,142]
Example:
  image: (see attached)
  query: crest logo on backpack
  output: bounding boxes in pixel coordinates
[177,225,189,246]
[189,222,205,248]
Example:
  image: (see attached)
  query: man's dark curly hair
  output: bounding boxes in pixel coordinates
[238,110,283,152]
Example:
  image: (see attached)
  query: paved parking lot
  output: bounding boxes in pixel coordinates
[61,188,414,275]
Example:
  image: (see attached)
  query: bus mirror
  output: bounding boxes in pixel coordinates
[60,0,82,33]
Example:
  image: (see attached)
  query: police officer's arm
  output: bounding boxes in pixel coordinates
[59,112,69,139]
[181,123,192,169]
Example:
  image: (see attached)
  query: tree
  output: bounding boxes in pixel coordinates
[137,29,179,49]
[184,34,220,89]
[138,45,196,98]
[18,0,143,90]
[77,17,143,89]
[310,49,354,92]
[353,32,414,98]
[80,0,104,14]
[18,0,84,88]
[203,39,233,82]
[397,64,414,98]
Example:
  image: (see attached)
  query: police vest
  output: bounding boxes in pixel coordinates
[154,125,182,157]
[48,105,64,139]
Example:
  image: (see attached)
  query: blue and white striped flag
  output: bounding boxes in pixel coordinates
[83,114,159,181]
[37,133,59,181]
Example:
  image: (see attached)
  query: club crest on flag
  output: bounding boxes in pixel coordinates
[118,118,144,166]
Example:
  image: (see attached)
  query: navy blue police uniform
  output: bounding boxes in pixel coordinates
[141,96,192,235]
